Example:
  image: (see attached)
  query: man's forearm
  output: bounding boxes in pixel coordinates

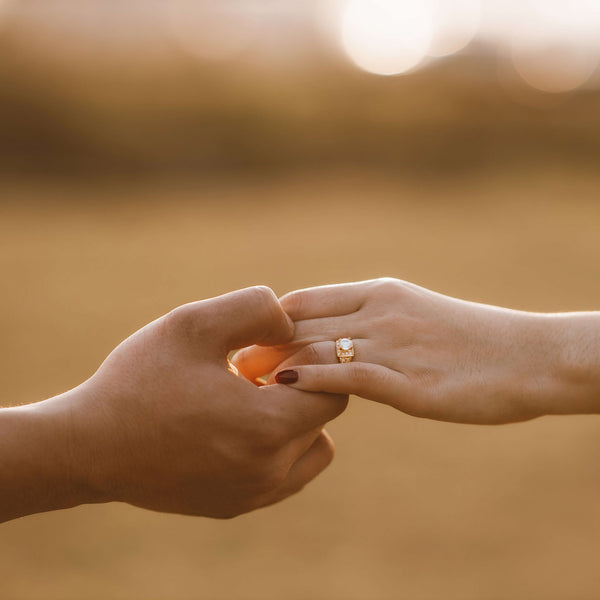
[0,390,102,523]
[0,287,346,523]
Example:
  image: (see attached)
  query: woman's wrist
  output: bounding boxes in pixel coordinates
[527,312,600,417]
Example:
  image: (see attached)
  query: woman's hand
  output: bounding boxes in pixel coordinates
[233,279,600,425]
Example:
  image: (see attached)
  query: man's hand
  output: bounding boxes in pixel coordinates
[0,287,347,523]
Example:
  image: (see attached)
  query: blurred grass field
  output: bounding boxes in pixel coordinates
[1,168,600,600]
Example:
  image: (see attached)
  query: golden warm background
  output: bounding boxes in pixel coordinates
[1,2,600,599]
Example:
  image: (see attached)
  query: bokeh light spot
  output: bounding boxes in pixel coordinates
[508,0,600,92]
[428,0,481,57]
[340,0,434,76]
[168,1,258,62]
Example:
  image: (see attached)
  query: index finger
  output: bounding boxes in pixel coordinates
[280,281,369,321]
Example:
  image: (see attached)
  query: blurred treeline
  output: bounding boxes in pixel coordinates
[1,38,600,180]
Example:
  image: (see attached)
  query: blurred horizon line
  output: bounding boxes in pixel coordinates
[1,47,599,182]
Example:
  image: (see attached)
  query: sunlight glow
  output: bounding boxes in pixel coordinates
[168,1,258,61]
[428,0,481,57]
[511,45,599,93]
[508,0,600,92]
[336,0,600,92]
[340,0,434,75]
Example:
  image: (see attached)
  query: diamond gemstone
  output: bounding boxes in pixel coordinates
[339,338,352,350]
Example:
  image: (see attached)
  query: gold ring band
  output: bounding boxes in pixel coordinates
[335,338,355,363]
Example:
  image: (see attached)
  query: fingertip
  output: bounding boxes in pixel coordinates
[229,347,253,380]
[230,347,244,364]
[263,299,295,347]
[230,345,251,366]
[241,286,293,345]
[274,369,299,385]
[281,310,295,344]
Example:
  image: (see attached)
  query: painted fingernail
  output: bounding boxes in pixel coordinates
[275,369,299,384]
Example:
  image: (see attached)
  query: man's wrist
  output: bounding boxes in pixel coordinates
[0,386,112,523]
[55,383,118,507]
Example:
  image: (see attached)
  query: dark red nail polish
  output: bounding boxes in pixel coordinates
[275,370,298,384]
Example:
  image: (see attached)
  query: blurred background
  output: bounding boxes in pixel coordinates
[1,1,600,599]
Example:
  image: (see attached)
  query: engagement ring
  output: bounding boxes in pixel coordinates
[335,338,355,363]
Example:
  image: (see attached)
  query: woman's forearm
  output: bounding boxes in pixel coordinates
[542,312,600,416]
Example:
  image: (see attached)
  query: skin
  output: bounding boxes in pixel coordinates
[0,286,347,523]
[233,278,600,425]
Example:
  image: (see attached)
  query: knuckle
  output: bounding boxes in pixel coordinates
[238,423,291,493]
[246,459,288,494]
[348,362,373,390]
[297,343,323,366]
[243,286,286,332]
[245,409,293,453]
[166,303,191,326]
[256,284,276,296]
[260,463,289,491]
[370,277,403,298]
[165,302,204,336]
[310,365,336,400]
[253,422,289,452]
[246,285,278,306]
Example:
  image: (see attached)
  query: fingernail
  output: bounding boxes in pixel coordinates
[275,369,298,384]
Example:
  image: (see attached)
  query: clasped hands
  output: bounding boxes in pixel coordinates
[3,279,598,523]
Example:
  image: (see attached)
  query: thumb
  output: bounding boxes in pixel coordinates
[203,286,294,352]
